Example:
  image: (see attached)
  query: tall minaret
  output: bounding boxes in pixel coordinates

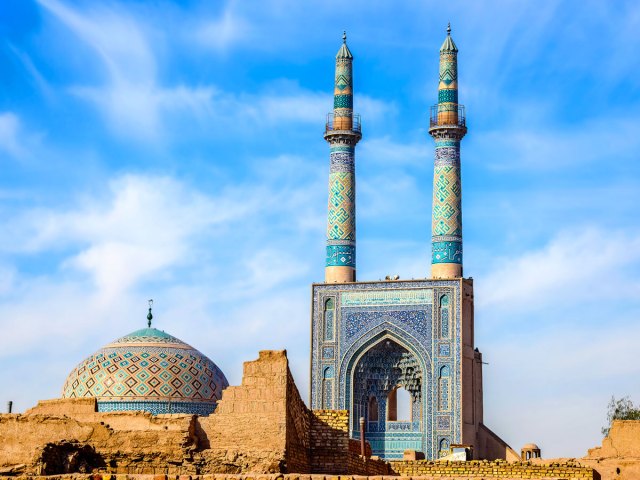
[324,32,362,283]
[429,24,467,279]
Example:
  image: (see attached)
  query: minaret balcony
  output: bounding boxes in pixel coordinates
[429,104,466,128]
[326,113,361,134]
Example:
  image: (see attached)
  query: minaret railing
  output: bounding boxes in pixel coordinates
[326,113,361,133]
[429,105,466,128]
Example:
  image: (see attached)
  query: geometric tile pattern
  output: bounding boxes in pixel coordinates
[327,171,355,241]
[430,31,464,267]
[432,164,461,237]
[62,327,228,416]
[439,51,457,90]
[311,280,460,460]
[334,94,353,109]
[326,244,355,267]
[432,241,462,264]
[324,36,359,274]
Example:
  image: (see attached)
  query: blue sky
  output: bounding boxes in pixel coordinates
[1,0,639,459]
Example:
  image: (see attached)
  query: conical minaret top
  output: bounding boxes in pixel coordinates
[428,24,467,279]
[323,32,362,283]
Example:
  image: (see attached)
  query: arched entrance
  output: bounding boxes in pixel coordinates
[351,338,424,458]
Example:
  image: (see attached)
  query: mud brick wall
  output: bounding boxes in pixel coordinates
[0,411,197,476]
[389,459,595,479]
[309,410,349,474]
[284,367,310,473]
[348,437,372,457]
[195,351,292,473]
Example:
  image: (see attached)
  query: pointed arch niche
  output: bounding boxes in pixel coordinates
[323,298,335,341]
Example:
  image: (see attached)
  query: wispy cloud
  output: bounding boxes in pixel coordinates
[476,227,640,319]
[8,45,54,101]
[191,3,251,52]
[0,112,25,158]
[473,115,640,172]
[38,0,215,141]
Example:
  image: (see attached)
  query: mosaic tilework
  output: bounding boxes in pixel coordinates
[439,51,458,90]
[335,62,352,94]
[334,94,353,109]
[62,328,228,416]
[324,298,335,340]
[327,171,355,240]
[324,37,360,276]
[322,346,335,359]
[329,151,355,173]
[430,29,465,272]
[440,295,450,338]
[435,140,460,148]
[342,288,433,306]
[98,400,215,416]
[438,343,451,356]
[311,280,462,460]
[326,244,355,267]
[438,89,458,103]
[436,415,451,430]
[432,241,462,264]
[330,145,355,153]
[434,147,460,167]
[432,163,462,243]
[438,365,451,410]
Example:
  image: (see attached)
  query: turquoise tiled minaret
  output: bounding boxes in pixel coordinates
[324,32,362,283]
[428,24,467,279]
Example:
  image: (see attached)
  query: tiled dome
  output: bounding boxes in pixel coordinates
[62,327,228,415]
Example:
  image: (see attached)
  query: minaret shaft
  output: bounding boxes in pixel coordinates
[324,34,361,283]
[429,26,466,279]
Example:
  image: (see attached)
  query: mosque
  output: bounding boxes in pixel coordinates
[7,28,601,479]
[48,25,504,462]
[310,25,490,459]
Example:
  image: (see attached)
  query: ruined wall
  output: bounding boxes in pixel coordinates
[0,351,299,476]
[576,419,640,480]
[0,410,197,476]
[309,410,389,476]
[284,367,310,473]
[309,410,349,474]
[194,350,292,473]
[0,350,379,477]
[389,459,594,479]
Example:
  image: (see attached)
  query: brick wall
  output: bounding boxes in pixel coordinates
[284,367,310,473]
[195,350,291,473]
[309,410,349,474]
[389,459,595,478]
[0,350,397,477]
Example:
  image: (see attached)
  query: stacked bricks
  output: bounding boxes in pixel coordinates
[308,410,389,476]
[284,369,310,473]
[197,351,292,473]
[389,459,595,479]
[309,410,349,474]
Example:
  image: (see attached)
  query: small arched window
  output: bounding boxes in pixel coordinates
[368,395,379,422]
[322,366,334,408]
[438,365,450,410]
[439,437,450,457]
[440,295,450,338]
[324,298,335,341]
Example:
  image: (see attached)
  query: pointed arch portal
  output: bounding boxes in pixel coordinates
[350,336,425,458]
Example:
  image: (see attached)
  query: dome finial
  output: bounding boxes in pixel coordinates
[447,22,451,35]
[147,299,153,328]
[343,30,347,43]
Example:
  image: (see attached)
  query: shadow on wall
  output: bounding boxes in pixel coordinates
[37,441,106,475]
